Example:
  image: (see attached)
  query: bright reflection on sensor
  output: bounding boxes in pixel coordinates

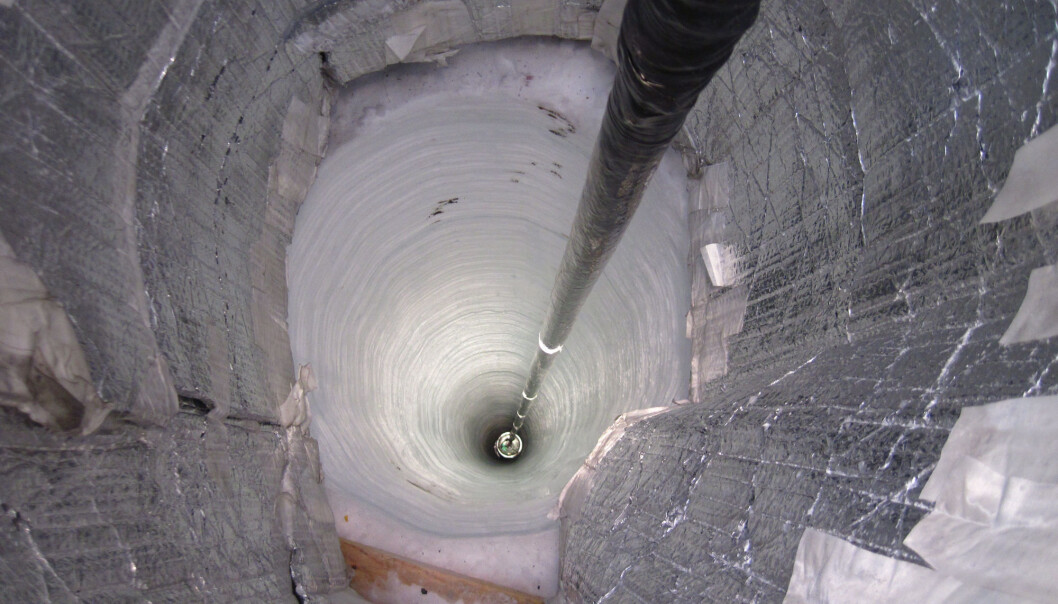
[494,431,523,459]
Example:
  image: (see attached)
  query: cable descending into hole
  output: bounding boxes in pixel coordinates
[496,0,761,459]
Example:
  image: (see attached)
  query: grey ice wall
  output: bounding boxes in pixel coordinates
[561,0,1058,601]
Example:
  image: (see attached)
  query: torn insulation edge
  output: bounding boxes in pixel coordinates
[279,363,318,430]
[785,395,1058,603]
[784,529,1020,604]
[999,264,1058,345]
[701,243,739,288]
[590,0,627,63]
[551,406,669,523]
[0,235,111,434]
[980,123,1058,223]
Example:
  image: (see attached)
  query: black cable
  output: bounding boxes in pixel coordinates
[503,0,761,454]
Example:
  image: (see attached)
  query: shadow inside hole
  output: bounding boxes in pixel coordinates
[474,405,535,465]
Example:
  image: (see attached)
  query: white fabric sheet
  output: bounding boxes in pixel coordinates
[999,264,1058,345]
[981,124,1058,223]
[785,395,1058,603]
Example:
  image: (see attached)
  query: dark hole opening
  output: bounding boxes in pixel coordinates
[481,419,532,464]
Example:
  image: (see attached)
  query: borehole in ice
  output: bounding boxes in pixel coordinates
[288,39,690,537]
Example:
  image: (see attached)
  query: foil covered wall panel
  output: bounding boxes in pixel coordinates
[134,0,326,421]
[1,1,350,600]
[0,3,177,419]
[14,0,177,94]
[690,0,865,392]
[294,0,603,83]
[0,407,294,602]
[562,0,1058,601]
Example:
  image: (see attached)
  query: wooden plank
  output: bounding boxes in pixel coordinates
[339,539,545,604]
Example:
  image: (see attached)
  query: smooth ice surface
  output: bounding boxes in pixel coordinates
[288,39,690,539]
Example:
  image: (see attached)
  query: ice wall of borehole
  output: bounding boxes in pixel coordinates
[288,40,691,537]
